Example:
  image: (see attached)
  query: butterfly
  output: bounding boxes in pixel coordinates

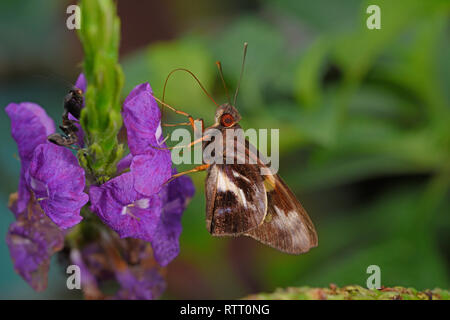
[157,43,318,254]
[202,103,318,254]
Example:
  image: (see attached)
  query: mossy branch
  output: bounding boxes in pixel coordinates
[244,285,449,300]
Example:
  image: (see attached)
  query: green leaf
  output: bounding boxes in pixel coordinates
[294,38,330,108]
[265,0,362,32]
[210,16,285,112]
[122,37,215,121]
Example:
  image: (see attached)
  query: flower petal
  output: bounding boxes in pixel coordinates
[130,150,172,197]
[151,170,195,266]
[5,102,55,162]
[70,249,103,299]
[75,73,87,92]
[6,198,64,291]
[89,173,162,242]
[116,153,133,174]
[17,168,31,217]
[68,112,85,148]
[6,103,56,213]
[27,143,88,229]
[114,268,166,300]
[122,83,162,155]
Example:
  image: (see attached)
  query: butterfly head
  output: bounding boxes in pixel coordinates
[215,103,241,128]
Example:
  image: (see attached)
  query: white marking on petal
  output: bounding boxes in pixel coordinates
[29,177,50,197]
[121,206,128,215]
[155,122,162,142]
[30,177,38,190]
[134,198,150,209]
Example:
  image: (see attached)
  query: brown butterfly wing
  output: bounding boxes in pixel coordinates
[203,123,317,252]
[205,163,267,236]
[245,173,318,254]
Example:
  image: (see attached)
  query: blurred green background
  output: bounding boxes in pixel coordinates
[0,0,448,299]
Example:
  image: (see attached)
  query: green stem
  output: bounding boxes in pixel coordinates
[77,0,124,183]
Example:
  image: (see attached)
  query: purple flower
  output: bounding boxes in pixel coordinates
[130,151,172,196]
[27,143,88,229]
[89,173,162,241]
[68,242,117,293]
[116,153,133,174]
[6,94,89,229]
[89,82,195,267]
[6,76,195,297]
[151,169,195,266]
[5,102,55,213]
[89,170,194,266]
[70,249,103,299]
[122,83,172,196]
[71,237,165,300]
[122,83,163,155]
[90,82,173,239]
[75,73,87,93]
[6,195,64,291]
[114,267,166,300]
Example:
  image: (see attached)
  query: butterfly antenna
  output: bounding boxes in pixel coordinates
[233,42,248,106]
[162,68,218,107]
[216,61,231,105]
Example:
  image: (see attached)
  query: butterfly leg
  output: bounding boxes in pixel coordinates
[165,164,210,185]
[152,94,198,128]
[162,122,192,127]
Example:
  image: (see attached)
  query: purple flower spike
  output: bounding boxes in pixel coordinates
[89,173,162,242]
[27,143,88,229]
[5,103,56,213]
[6,197,64,292]
[152,170,195,266]
[122,83,164,155]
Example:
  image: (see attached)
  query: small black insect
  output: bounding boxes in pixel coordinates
[48,87,83,149]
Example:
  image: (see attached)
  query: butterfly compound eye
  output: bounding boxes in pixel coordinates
[220,113,234,127]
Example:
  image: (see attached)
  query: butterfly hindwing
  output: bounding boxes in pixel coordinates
[245,173,318,254]
[205,163,267,236]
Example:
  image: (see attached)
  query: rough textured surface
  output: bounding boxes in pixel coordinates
[244,285,450,300]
